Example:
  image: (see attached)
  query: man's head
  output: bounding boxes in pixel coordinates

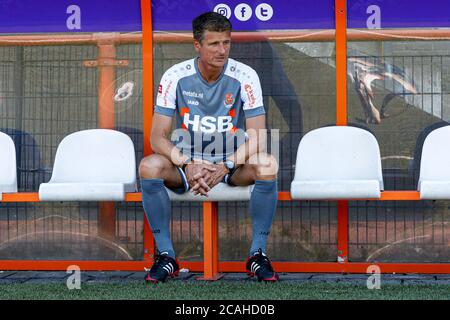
[192,12,232,69]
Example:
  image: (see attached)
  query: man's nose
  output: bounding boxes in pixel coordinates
[218,43,226,54]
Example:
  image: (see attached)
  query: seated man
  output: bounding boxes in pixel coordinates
[139,12,279,283]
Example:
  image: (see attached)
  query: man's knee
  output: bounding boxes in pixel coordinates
[247,153,278,180]
[139,154,171,179]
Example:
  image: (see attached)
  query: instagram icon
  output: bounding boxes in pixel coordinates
[214,4,232,19]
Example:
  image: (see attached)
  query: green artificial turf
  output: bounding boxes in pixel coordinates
[0,282,448,300]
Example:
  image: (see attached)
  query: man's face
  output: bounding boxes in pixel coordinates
[194,30,231,69]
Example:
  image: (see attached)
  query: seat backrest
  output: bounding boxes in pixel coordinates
[419,125,450,183]
[49,129,136,185]
[293,126,383,188]
[412,121,449,182]
[0,131,18,193]
[0,128,49,191]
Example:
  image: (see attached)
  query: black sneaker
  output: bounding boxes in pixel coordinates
[246,249,279,282]
[145,253,180,284]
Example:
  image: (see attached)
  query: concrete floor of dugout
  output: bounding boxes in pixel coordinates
[0,271,449,285]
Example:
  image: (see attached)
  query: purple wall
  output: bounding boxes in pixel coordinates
[0,0,449,33]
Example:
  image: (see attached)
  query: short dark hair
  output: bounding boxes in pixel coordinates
[192,12,232,43]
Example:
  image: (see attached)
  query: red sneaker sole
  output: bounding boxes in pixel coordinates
[247,271,279,282]
[145,271,179,284]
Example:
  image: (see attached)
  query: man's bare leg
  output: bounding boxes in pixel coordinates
[230,152,278,186]
[139,153,183,188]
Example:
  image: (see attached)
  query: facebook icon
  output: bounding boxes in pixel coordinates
[241,6,246,17]
[234,3,252,21]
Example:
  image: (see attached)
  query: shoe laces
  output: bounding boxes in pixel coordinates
[151,254,172,272]
[252,249,273,271]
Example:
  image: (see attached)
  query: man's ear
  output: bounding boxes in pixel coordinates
[194,40,201,53]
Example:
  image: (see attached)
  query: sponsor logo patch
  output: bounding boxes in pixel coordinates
[182,90,204,99]
[224,93,234,108]
[244,84,256,107]
[163,80,173,106]
[188,99,199,106]
[182,114,234,133]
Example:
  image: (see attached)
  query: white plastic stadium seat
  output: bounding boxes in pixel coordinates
[167,183,253,202]
[0,132,18,200]
[290,126,383,200]
[39,129,137,201]
[418,126,450,199]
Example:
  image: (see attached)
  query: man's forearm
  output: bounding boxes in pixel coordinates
[151,135,189,167]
